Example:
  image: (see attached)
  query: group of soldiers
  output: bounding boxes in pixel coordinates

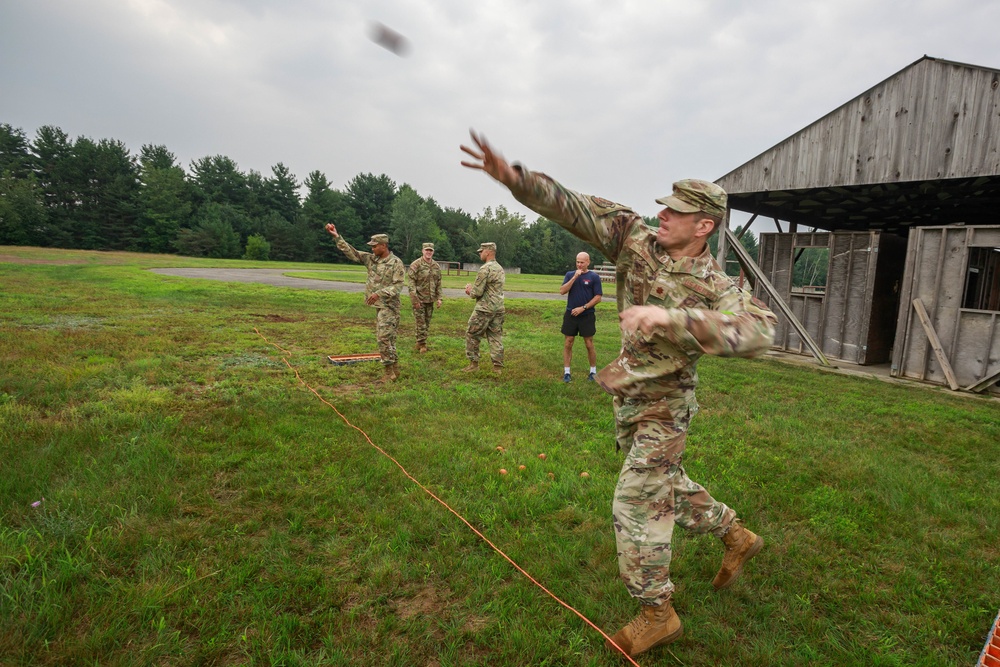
[323,224,505,382]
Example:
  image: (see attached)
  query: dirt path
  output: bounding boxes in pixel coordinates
[148,268,566,301]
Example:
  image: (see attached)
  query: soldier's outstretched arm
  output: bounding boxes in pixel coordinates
[460,130,520,189]
[460,129,633,262]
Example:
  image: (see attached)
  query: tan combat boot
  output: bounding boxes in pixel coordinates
[380,364,396,383]
[418,344,428,353]
[390,363,401,380]
[492,364,503,375]
[461,361,479,372]
[712,520,763,591]
[606,599,682,658]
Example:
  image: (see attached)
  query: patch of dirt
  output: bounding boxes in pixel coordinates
[393,585,449,620]
[463,615,490,632]
[249,313,304,323]
[0,254,85,265]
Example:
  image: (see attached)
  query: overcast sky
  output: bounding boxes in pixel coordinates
[3,0,999,229]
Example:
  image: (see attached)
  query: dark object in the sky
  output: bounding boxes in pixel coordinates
[369,21,409,56]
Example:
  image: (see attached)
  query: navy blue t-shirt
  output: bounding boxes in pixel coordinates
[563,270,603,311]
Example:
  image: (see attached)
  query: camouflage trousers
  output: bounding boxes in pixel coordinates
[465,310,504,366]
[375,306,400,365]
[411,300,435,345]
[612,395,735,605]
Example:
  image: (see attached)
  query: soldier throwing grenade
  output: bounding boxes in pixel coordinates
[325,224,405,382]
[460,130,777,659]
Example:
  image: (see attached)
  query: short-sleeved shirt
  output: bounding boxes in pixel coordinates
[563,270,603,311]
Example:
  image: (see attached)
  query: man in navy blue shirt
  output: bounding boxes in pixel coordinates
[559,251,603,381]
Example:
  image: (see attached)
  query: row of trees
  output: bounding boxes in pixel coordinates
[0,121,760,275]
[0,123,604,272]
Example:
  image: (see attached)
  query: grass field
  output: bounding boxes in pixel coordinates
[2,246,999,666]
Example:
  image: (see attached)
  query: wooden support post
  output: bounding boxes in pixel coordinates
[716,208,730,268]
[963,368,1000,394]
[911,298,960,390]
[723,225,832,366]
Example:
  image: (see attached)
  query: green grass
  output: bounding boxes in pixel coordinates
[1,246,999,666]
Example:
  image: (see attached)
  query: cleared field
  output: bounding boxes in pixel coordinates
[2,247,999,666]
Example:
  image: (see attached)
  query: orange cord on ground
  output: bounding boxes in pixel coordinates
[253,328,640,666]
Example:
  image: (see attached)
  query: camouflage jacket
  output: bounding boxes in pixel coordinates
[510,167,776,401]
[469,260,505,313]
[406,257,442,303]
[335,238,404,309]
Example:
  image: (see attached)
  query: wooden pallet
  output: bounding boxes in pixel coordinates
[980,609,1000,667]
[327,353,382,366]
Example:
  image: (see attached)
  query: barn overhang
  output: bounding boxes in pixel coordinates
[726,174,1000,233]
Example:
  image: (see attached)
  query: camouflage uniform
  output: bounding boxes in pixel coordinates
[406,254,442,347]
[466,255,505,366]
[335,236,405,366]
[509,168,777,606]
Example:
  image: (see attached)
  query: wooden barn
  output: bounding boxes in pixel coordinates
[715,56,1000,395]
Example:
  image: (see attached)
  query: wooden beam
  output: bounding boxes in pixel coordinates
[724,225,832,366]
[964,368,1000,394]
[735,214,757,241]
[911,298,960,390]
[716,208,730,268]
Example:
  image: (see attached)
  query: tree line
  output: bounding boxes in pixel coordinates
[0,122,606,273]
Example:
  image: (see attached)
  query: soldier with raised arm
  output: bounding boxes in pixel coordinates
[460,131,777,659]
[325,224,405,382]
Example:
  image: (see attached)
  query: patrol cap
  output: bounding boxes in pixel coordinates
[655,179,727,218]
[366,233,389,246]
[478,242,496,252]
[422,242,435,250]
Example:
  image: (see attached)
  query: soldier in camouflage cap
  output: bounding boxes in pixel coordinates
[460,131,776,659]
[406,242,443,352]
[462,242,505,374]
[325,224,405,382]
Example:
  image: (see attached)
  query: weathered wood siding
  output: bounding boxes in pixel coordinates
[891,225,1000,395]
[718,58,1000,193]
[756,231,906,365]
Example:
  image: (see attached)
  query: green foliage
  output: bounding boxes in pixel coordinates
[474,205,527,266]
[0,121,796,278]
[0,173,45,245]
[346,172,397,242]
[708,224,760,278]
[137,153,192,254]
[792,247,830,287]
[391,184,441,263]
[243,233,271,260]
[174,203,243,258]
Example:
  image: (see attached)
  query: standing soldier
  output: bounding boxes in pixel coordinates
[406,242,443,353]
[325,224,405,382]
[460,131,777,659]
[462,242,505,374]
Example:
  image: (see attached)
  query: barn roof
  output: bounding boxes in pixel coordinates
[717,56,1000,233]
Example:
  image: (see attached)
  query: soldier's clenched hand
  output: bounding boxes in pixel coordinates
[460,130,518,188]
[325,223,339,238]
[619,306,671,337]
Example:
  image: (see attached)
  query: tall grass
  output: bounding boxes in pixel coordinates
[1,247,998,666]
